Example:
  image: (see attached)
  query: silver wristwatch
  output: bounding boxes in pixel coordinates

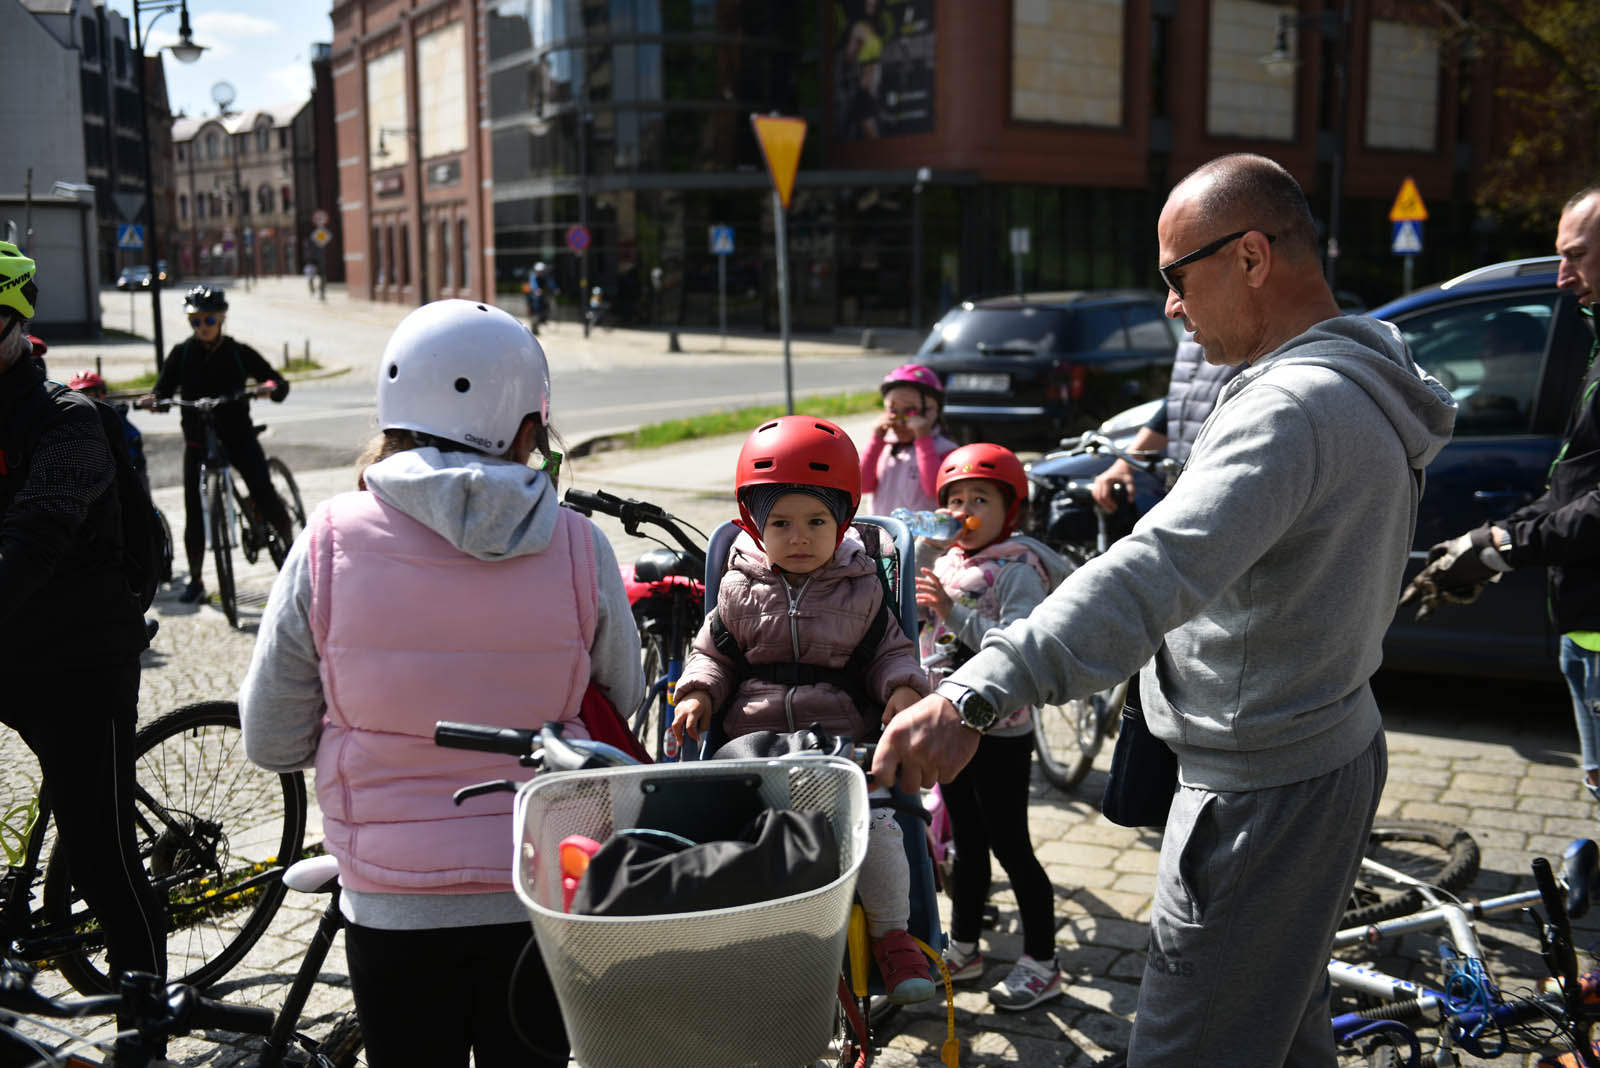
[935,681,999,733]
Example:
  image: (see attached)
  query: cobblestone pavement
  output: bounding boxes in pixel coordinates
[8,413,1598,1066]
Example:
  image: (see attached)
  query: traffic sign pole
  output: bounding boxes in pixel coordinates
[774,191,793,415]
[752,114,806,416]
[718,254,727,351]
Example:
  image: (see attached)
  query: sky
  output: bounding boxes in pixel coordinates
[120,1,337,120]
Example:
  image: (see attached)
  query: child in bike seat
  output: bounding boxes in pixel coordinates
[915,443,1070,1011]
[671,415,936,1005]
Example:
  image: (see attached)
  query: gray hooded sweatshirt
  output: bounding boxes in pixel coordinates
[949,316,1457,791]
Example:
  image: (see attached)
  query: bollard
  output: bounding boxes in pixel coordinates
[860,329,876,350]
[667,331,683,354]
[304,339,311,365]
[283,342,290,370]
[95,355,103,377]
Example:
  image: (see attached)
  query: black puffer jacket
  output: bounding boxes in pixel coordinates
[154,335,288,443]
[1501,308,1600,633]
[0,357,148,664]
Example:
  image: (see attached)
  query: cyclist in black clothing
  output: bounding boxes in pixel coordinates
[0,243,167,1051]
[142,285,290,602]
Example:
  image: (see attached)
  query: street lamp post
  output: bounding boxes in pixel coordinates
[1263,1,1352,292]
[131,0,205,372]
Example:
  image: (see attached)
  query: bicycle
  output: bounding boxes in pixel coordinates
[150,390,306,627]
[0,955,274,1067]
[1331,827,1600,1067]
[0,700,307,995]
[563,487,708,761]
[436,720,956,1068]
[1024,430,1178,791]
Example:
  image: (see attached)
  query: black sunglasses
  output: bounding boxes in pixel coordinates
[1159,230,1276,299]
[188,315,219,327]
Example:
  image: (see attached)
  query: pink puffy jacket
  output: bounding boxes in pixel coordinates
[677,531,929,741]
[308,491,595,894]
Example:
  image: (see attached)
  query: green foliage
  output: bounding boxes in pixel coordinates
[626,391,879,449]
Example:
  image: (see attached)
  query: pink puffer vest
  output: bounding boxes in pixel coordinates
[308,491,596,894]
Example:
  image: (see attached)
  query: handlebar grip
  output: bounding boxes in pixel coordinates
[183,993,275,1036]
[433,721,539,756]
[563,487,622,516]
[1535,856,1568,933]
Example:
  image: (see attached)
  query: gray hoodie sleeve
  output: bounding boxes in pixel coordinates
[588,527,644,713]
[949,381,1321,715]
[240,534,325,772]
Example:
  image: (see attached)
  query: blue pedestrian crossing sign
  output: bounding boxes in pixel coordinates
[1391,220,1423,257]
[709,225,734,255]
[117,224,144,251]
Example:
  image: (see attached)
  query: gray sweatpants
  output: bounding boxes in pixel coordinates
[1128,729,1386,1067]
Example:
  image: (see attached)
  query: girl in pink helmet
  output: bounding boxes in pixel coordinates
[861,364,958,516]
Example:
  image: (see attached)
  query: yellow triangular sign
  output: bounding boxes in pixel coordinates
[751,114,806,212]
[1389,177,1429,222]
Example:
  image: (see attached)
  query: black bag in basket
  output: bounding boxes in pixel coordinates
[1100,703,1178,828]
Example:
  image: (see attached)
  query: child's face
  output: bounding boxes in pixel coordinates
[942,478,1009,551]
[762,492,840,577]
[882,385,931,439]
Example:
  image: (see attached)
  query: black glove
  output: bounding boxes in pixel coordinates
[1423,525,1505,591]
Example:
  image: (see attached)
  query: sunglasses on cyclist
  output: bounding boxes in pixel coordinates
[1159,230,1276,300]
[188,315,219,327]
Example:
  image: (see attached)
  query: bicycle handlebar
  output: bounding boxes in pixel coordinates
[563,487,707,566]
[147,389,258,414]
[1069,431,1179,481]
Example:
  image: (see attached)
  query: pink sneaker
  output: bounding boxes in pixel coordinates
[872,929,936,1004]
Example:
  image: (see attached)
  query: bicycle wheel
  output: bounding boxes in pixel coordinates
[634,636,669,760]
[207,472,238,627]
[1032,680,1127,791]
[154,506,174,584]
[43,700,308,994]
[266,457,305,569]
[1341,820,1481,930]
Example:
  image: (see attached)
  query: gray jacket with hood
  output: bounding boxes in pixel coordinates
[948,316,1456,791]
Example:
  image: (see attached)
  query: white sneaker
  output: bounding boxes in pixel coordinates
[942,941,984,981]
[988,953,1062,1011]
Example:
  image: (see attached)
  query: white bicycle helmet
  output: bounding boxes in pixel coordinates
[376,300,549,457]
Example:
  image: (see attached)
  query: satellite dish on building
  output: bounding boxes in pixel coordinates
[211,81,236,115]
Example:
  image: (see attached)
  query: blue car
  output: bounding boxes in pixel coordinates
[1371,256,1590,681]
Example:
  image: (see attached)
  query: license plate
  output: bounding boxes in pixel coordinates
[948,373,1009,393]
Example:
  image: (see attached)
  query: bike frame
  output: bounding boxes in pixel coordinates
[1330,851,1600,1067]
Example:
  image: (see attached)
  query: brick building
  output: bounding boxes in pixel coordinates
[172,108,303,280]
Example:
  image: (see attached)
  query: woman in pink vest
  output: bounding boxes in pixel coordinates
[239,299,643,1068]
[860,363,958,516]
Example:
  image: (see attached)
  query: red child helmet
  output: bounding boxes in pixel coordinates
[937,443,1030,535]
[68,369,107,394]
[734,415,861,547]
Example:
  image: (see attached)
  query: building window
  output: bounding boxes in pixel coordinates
[176,143,185,163]
[81,17,99,62]
[1366,20,1440,151]
[367,51,410,167]
[179,194,188,220]
[1011,0,1122,127]
[238,188,249,216]
[458,217,469,290]
[1206,1,1294,140]
[206,133,219,160]
[418,22,468,158]
[196,195,205,219]
[114,39,126,79]
[282,185,293,213]
[372,224,384,284]
[399,223,410,286]
[279,129,289,150]
[440,219,453,289]
[258,185,272,214]
[258,126,271,153]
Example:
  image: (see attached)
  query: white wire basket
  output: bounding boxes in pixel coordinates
[512,756,870,1068]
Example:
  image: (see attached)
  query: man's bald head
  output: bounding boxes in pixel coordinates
[1172,154,1321,262]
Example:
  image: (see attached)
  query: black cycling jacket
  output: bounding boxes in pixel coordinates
[154,335,288,444]
[1501,308,1600,633]
[0,357,148,664]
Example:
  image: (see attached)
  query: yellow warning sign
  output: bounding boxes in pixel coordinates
[1389,177,1429,222]
[751,114,807,212]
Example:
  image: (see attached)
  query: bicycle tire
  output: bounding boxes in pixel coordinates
[1032,680,1127,792]
[43,700,308,994]
[1341,820,1481,930]
[208,472,238,627]
[266,457,305,569]
[634,636,669,761]
[155,505,174,584]
[316,1012,364,1068]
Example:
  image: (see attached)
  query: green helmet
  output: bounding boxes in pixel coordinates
[0,241,37,321]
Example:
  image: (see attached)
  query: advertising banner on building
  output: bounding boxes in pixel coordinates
[834,0,935,140]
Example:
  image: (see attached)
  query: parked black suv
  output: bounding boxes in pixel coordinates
[916,291,1180,447]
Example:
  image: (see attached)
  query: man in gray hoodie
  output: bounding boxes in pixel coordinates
[873,154,1457,1064]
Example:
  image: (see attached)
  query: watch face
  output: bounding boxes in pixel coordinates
[960,692,999,731]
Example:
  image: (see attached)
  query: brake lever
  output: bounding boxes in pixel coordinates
[453,780,520,805]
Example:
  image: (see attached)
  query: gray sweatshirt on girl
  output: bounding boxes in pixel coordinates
[948,315,1457,792]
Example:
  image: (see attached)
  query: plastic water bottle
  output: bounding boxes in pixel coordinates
[890,507,973,541]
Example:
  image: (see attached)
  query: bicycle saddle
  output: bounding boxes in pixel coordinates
[633,547,694,582]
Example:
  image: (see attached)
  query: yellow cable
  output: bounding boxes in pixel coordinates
[911,935,959,1068]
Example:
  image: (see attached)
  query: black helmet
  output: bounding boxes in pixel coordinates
[183,285,228,314]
